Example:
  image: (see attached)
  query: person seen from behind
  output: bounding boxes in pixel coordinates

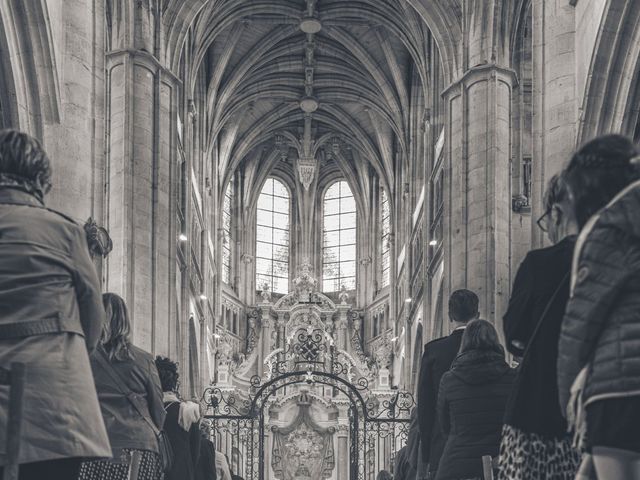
[557,134,640,479]
[0,129,110,480]
[195,422,217,480]
[436,319,515,480]
[498,172,581,479]
[156,356,202,480]
[417,289,479,479]
[79,293,166,480]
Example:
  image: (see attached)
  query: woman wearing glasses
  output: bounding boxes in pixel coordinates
[498,173,581,480]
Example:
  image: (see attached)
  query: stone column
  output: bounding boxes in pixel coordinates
[258,304,273,376]
[335,304,350,351]
[337,425,349,480]
[104,2,179,355]
[531,0,577,248]
[443,63,515,334]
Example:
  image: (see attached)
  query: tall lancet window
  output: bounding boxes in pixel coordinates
[380,188,391,288]
[256,178,290,294]
[323,181,357,292]
[222,180,234,285]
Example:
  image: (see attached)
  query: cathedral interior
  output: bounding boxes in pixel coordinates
[2,1,640,479]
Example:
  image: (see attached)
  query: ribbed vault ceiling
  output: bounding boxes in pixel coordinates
[188,0,438,195]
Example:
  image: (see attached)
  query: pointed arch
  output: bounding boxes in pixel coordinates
[322,180,357,293]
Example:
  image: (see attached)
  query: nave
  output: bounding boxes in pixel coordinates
[2,1,640,479]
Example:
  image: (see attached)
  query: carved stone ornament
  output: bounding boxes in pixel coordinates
[261,282,272,304]
[512,193,531,213]
[293,260,318,302]
[372,332,393,370]
[298,157,316,190]
[84,217,113,259]
[338,285,349,305]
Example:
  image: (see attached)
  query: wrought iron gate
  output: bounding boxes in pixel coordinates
[202,330,415,480]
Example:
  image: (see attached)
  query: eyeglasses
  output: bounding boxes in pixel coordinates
[536,209,551,232]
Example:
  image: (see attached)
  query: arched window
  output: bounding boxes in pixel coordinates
[322,181,356,292]
[256,178,290,294]
[380,188,391,288]
[222,180,234,285]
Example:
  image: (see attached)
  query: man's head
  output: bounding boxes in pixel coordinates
[0,129,52,199]
[448,289,479,325]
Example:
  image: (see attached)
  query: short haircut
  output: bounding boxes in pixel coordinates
[459,319,504,356]
[543,171,570,212]
[448,289,479,323]
[155,355,179,392]
[0,129,52,196]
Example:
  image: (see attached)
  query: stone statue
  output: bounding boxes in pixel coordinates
[338,284,349,305]
[261,282,272,304]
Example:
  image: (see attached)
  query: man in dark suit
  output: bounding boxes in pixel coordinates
[417,289,479,479]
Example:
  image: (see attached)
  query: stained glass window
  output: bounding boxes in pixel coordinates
[256,178,290,294]
[222,180,233,285]
[322,181,357,292]
[380,188,390,288]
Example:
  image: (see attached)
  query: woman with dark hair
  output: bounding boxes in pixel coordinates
[155,356,202,480]
[79,293,165,480]
[0,129,110,479]
[435,320,515,480]
[557,134,640,478]
[498,172,581,480]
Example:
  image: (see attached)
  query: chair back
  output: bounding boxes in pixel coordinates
[482,455,498,480]
[0,363,26,480]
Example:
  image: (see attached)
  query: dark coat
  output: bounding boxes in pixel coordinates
[195,437,217,480]
[394,445,417,480]
[417,328,465,473]
[502,237,574,438]
[435,350,515,480]
[163,400,202,480]
[0,188,111,464]
[558,180,640,413]
[90,344,166,457]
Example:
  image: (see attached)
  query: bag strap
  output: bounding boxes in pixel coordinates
[520,271,570,362]
[94,348,161,436]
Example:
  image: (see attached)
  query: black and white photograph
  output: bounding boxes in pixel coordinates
[1,1,640,479]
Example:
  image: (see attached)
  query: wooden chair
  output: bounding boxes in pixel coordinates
[482,455,499,480]
[0,363,26,480]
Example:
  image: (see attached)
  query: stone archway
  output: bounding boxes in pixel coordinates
[578,1,640,142]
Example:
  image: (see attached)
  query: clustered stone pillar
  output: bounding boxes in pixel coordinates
[104,2,179,355]
[443,63,515,334]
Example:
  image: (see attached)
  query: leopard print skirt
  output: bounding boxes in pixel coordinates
[497,425,581,480]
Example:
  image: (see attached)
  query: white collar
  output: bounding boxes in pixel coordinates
[452,325,467,332]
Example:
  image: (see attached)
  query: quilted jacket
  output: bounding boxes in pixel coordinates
[435,349,515,480]
[557,179,640,415]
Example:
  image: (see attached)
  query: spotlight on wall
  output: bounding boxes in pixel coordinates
[179,233,188,242]
[213,333,221,340]
[405,298,412,303]
[429,239,438,246]
[199,294,207,301]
